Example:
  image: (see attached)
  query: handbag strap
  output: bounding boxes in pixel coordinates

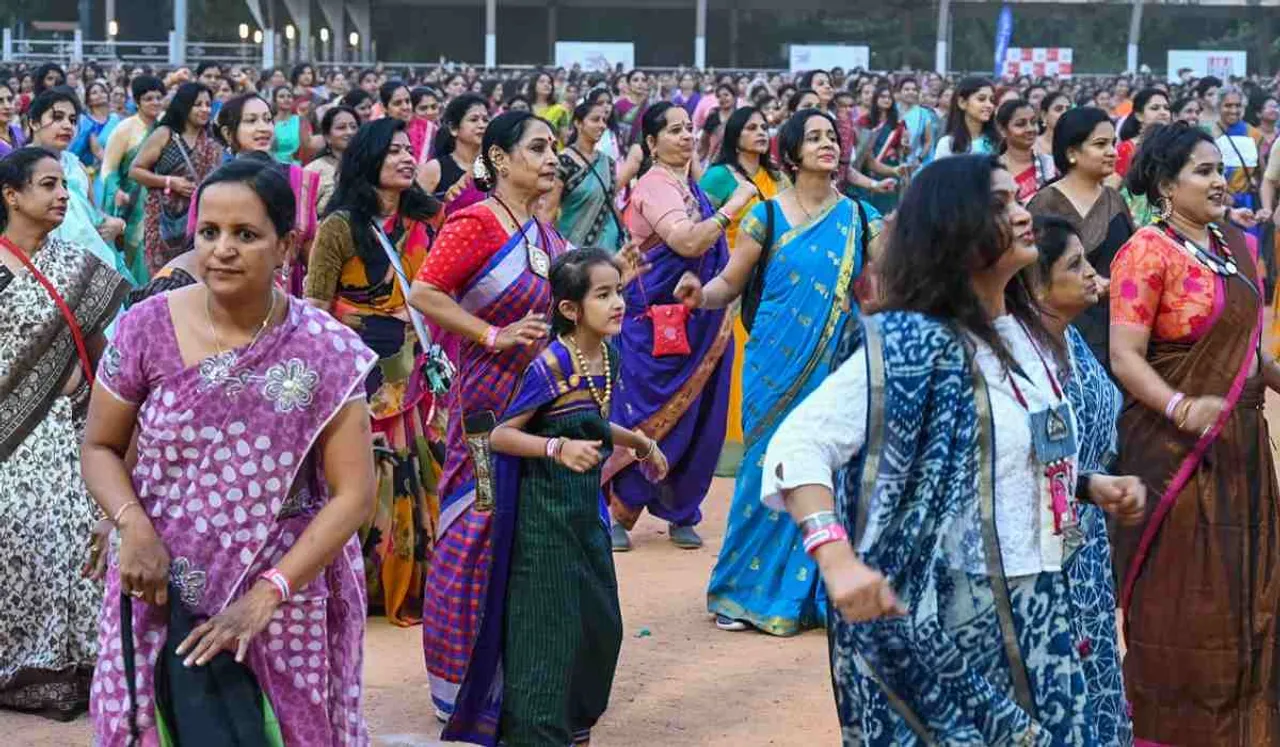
[120,594,143,746]
[370,219,433,349]
[571,147,627,239]
[0,237,95,386]
[1217,124,1258,193]
[171,131,198,179]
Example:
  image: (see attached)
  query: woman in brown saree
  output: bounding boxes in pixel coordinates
[0,147,129,719]
[1110,121,1280,746]
[1029,106,1134,369]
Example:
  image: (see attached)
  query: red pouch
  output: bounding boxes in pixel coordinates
[646,303,692,357]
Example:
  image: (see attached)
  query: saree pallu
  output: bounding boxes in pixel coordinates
[408,118,436,165]
[1028,186,1134,370]
[1063,326,1131,745]
[849,122,908,213]
[1111,227,1280,746]
[102,129,151,284]
[614,99,647,147]
[828,313,1127,746]
[556,149,623,252]
[0,238,128,721]
[423,220,565,716]
[706,198,866,636]
[446,342,622,746]
[53,151,133,283]
[0,122,25,158]
[142,132,222,276]
[604,181,733,529]
[90,295,377,746]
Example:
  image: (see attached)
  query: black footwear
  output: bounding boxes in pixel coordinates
[610,523,632,552]
[668,524,703,549]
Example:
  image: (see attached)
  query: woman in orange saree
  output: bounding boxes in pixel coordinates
[1111,122,1280,746]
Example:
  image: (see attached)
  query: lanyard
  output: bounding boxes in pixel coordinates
[1004,321,1063,412]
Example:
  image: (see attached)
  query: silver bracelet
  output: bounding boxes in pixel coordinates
[798,510,839,536]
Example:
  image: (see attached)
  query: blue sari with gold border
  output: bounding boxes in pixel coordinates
[705,197,879,635]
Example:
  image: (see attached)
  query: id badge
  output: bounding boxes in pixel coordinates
[1028,402,1076,465]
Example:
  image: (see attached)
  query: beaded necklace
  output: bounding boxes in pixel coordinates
[563,335,612,416]
[1157,219,1237,277]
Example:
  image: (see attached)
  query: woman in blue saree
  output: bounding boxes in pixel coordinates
[1029,215,1130,743]
[603,102,756,551]
[762,155,1143,745]
[680,109,881,635]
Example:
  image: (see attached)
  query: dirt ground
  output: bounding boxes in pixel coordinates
[2,477,839,746]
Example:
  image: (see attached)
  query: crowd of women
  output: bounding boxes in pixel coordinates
[1,54,1280,746]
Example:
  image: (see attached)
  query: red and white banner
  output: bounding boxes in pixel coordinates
[1002,47,1074,78]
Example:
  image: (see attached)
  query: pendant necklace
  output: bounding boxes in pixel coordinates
[492,193,551,278]
[203,288,277,381]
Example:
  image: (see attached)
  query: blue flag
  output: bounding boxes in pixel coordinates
[994,5,1014,76]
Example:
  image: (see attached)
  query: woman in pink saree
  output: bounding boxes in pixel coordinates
[81,159,378,746]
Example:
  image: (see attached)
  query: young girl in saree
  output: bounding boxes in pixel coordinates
[448,249,668,746]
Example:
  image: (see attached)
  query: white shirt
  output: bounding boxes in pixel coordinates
[761,316,1078,577]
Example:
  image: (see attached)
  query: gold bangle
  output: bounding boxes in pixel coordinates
[635,437,655,461]
[112,500,141,525]
[1174,398,1193,431]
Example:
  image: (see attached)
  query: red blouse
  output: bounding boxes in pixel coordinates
[415,203,510,294]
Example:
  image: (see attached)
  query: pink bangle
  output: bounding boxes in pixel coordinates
[802,524,849,556]
[259,568,291,602]
[482,325,500,350]
[164,176,172,196]
[545,437,563,460]
[1164,392,1186,420]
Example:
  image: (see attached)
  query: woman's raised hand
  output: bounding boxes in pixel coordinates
[494,310,551,350]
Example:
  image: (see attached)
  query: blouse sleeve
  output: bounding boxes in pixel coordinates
[740,200,770,245]
[1110,232,1169,330]
[1266,138,1280,183]
[98,301,154,406]
[416,213,500,295]
[304,215,354,303]
[933,135,954,159]
[633,175,695,240]
[761,351,869,511]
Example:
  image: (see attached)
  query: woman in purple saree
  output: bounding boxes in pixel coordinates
[81,160,378,746]
[604,102,757,550]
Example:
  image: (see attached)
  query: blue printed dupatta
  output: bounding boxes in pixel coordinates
[826,312,1126,746]
[445,340,616,745]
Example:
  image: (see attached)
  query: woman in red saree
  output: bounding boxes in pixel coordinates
[1110,121,1280,745]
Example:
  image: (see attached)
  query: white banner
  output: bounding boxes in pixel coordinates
[788,44,870,74]
[554,41,634,72]
[1002,47,1073,78]
[1166,50,1247,83]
